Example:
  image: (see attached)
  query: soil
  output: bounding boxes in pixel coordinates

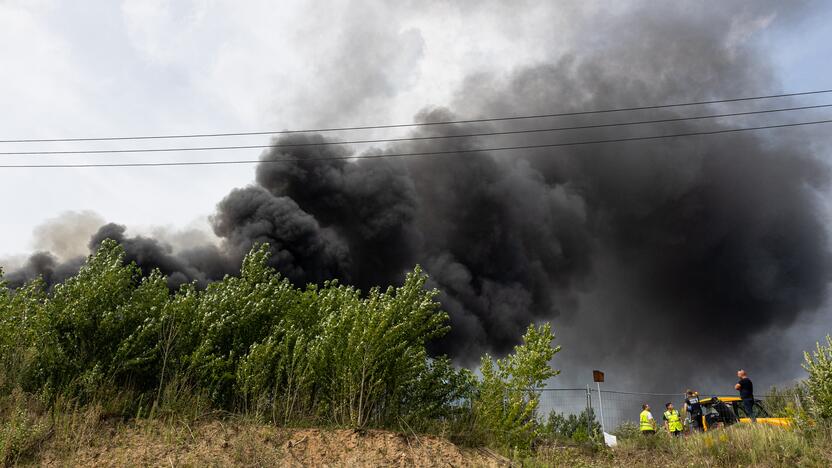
[36,420,509,467]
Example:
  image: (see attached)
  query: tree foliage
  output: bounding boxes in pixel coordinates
[803,335,832,420]
[473,323,560,449]
[0,240,562,447]
[543,408,601,443]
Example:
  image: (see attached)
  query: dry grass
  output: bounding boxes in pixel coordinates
[0,394,504,468]
[34,421,506,467]
[3,389,831,468]
[527,424,832,468]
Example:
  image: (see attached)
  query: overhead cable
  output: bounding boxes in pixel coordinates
[1,117,828,169]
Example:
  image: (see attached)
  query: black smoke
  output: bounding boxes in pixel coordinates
[3,1,831,381]
[3,252,84,288]
[87,223,234,288]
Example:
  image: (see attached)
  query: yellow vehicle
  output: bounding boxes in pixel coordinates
[694,396,792,431]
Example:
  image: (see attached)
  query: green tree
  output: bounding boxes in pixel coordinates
[474,323,560,449]
[0,272,46,393]
[803,335,832,419]
[0,238,557,447]
[188,244,297,406]
[237,265,460,428]
[24,240,170,401]
[544,408,601,443]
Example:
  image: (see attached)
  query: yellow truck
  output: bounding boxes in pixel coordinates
[694,396,791,431]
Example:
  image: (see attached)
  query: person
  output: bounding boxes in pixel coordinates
[684,390,702,432]
[639,403,657,435]
[735,369,756,422]
[663,402,683,437]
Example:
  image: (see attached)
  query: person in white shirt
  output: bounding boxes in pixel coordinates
[639,403,657,435]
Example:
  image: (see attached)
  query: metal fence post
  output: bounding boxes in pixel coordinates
[596,382,607,435]
[586,384,592,436]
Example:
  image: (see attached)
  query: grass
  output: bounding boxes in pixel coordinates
[2,385,831,468]
[526,424,832,468]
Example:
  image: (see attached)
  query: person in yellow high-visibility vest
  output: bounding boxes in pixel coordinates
[663,402,684,437]
[639,403,657,435]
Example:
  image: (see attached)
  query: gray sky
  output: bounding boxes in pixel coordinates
[2,0,832,391]
[3,1,829,258]
[1,0,577,258]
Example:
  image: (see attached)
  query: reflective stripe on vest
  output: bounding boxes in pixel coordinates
[664,409,683,432]
[639,410,654,431]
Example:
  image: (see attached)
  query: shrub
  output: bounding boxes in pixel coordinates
[20,240,171,402]
[0,275,46,393]
[544,408,601,443]
[1,239,480,431]
[473,323,560,450]
[189,245,298,407]
[765,384,811,421]
[612,420,640,440]
[0,238,562,453]
[236,264,464,428]
[803,335,832,420]
[0,390,50,466]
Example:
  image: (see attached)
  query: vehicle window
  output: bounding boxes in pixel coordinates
[702,405,717,416]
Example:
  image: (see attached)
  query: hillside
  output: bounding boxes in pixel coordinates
[28,419,506,467]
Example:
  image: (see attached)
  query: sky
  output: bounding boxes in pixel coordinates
[0,0,570,257]
[2,0,831,258]
[2,0,832,392]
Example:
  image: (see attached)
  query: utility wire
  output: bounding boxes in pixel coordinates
[1,103,830,156]
[1,118,829,169]
[2,88,831,144]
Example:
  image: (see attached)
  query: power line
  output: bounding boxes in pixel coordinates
[1,118,829,169]
[2,103,830,156]
[2,89,832,144]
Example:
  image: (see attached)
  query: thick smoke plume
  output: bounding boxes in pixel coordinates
[3,2,830,384]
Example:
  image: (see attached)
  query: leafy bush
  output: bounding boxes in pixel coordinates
[612,420,640,440]
[803,335,832,420]
[765,385,811,423]
[0,239,565,453]
[0,240,477,432]
[188,245,297,407]
[236,262,463,427]
[0,275,45,393]
[15,241,172,402]
[473,323,560,449]
[544,408,601,443]
[0,390,50,466]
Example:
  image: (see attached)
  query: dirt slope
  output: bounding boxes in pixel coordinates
[36,420,507,467]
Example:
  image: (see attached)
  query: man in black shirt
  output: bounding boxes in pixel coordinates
[735,369,756,422]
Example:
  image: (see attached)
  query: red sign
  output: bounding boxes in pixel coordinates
[593,370,605,383]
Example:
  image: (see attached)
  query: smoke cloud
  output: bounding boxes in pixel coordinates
[3,1,830,388]
[32,210,105,261]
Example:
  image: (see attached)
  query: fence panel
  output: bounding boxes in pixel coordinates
[533,388,682,432]
[535,388,590,420]
[591,390,680,431]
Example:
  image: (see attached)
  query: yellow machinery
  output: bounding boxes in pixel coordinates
[693,396,791,431]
